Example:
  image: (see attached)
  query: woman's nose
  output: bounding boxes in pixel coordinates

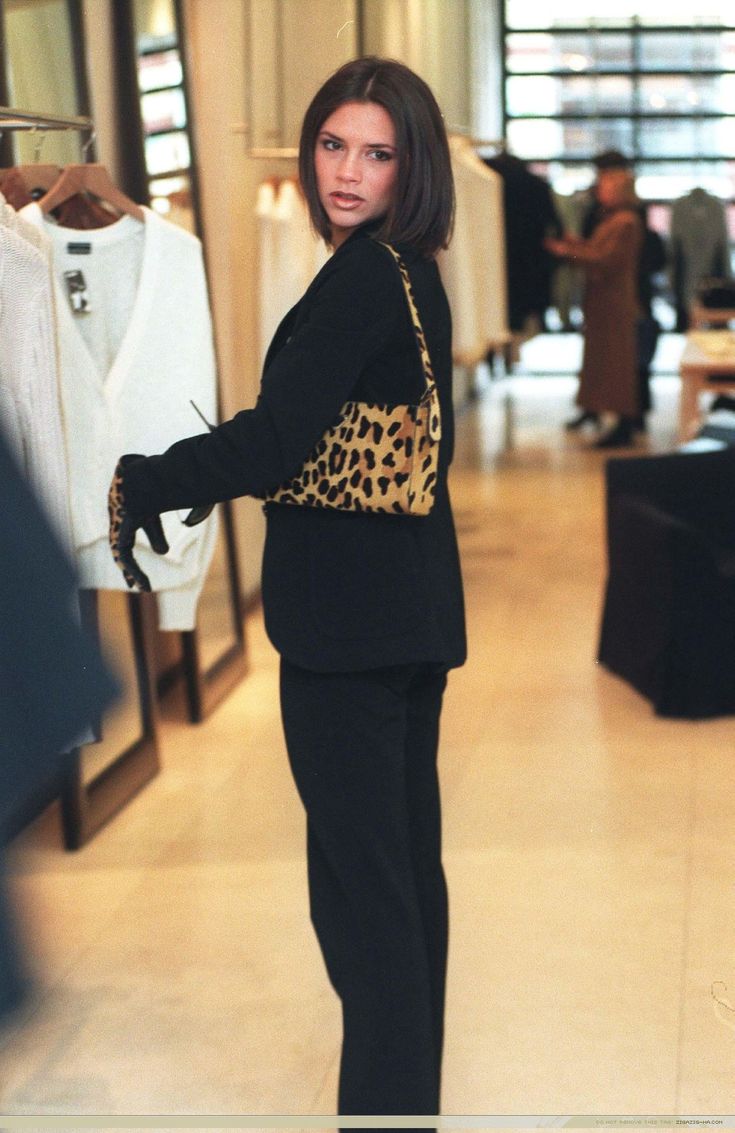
[337,152,361,183]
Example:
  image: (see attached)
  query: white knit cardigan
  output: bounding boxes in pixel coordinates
[0,211,72,548]
[21,204,218,631]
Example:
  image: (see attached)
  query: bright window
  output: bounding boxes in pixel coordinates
[503,5,735,202]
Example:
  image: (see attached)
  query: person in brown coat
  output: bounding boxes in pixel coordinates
[546,169,644,448]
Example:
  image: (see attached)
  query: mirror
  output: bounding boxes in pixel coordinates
[0,0,88,165]
[117,0,247,721]
[61,592,160,850]
[131,0,196,230]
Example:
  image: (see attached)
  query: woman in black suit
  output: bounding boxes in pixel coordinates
[109,57,466,1121]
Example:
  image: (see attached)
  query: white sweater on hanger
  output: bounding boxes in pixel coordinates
[0,214,72,548]
[21,204,218,631]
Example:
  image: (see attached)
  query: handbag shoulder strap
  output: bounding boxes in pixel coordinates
[378,242,440,423]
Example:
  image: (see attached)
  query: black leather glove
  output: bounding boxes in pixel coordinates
[108,454,169,592]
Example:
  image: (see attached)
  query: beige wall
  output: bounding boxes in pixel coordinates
[81,0,121,178]
[361,0,472,131]
[182,0,265,599]
[280,0,357,144]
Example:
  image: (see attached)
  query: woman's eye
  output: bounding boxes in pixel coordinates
[370,150,393,162]
[321,138,341,151]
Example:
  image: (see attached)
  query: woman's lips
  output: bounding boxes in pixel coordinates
[329,192,365,210]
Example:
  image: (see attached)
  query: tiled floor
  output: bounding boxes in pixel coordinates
[2,343,734,1126]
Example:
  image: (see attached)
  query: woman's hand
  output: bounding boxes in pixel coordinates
[108,455,169,592]
[544,235,573,257]
[545,230,586,258]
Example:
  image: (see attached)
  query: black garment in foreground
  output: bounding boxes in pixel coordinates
[484,152,562,332]
[280,659,447,1126]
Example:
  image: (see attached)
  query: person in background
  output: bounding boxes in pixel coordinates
[106,56,466,1125]
[573,149,664,434]
[545,168,644,448]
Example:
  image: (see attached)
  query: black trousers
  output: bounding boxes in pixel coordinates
[279,659,449,1120]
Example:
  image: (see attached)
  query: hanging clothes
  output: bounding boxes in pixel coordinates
[0,193,72,547]
[670,188,731,331]
[484,151,562,333]
[256,176,328,369]
[255,179,281,368]
[20,202,218,631]
[438,136,508,367]
[550,189,587,330]
[274,178,329,303]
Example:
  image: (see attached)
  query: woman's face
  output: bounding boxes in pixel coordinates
[314,100,398,248]
[596,169,630,209]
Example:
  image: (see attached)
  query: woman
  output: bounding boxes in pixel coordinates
[546,168,644,448]
[108,57,466,1120]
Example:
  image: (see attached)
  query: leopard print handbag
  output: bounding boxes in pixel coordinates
[265,243,441,517]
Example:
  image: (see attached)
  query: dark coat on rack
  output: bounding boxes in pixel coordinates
[484,152,562,331]
[122,227,467,674]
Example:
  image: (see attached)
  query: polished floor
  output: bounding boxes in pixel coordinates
[2,344,735,1126]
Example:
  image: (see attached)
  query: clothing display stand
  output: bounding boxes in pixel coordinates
[0,105,94,133]
[1,105,162,848]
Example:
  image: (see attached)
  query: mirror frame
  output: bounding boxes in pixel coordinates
[181,501,247,722]
[60,592,161,850]
[111,0,248,723]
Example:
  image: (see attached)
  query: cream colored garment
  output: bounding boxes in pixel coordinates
[438,136,509,366]
[255,180,281,368]
[21,203,218,632]
[0,193,73,548]
[276,178,329,292]
[256,178,328,369]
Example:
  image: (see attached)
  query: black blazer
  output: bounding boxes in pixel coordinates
[123,227,467,672]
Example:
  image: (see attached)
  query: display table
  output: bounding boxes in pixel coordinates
[690,304,735,329]
[679,330,735,439]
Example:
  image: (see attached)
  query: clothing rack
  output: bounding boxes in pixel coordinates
[248,147,299,159]
[472,138,506,150]
[0,105,94,134]
[230,122,298,159]
[449,131,505,150]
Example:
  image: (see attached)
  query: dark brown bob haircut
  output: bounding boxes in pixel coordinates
[299,56,454,259]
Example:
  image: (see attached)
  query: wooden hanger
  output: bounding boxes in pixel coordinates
[1,163,61,191]
[0,164,62,209]
[37,163,145,222]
